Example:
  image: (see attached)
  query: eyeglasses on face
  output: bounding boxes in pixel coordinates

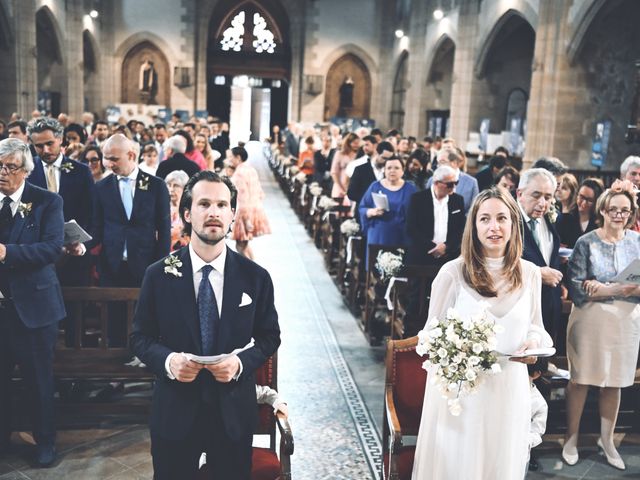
[437,180,458,189]
[577,194,595,204]
[606,208,632,218]
[0,162,23,174]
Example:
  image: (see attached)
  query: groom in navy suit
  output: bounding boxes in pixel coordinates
[517,168,563,343]
[0,138,65,467]
[131,171,281,479]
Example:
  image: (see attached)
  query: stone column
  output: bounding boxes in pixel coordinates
[63,0,84,118]
[403,0,429,136]
[13,0,38,116]
[448,0,481,145]
[524,0,573,168]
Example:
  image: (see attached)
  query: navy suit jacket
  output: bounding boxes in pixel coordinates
[521,215,562,338]
[89,170,171,284]
[1,182,65,328]
[130,246,281,441]
[29,156,94,230]
[406,189,466,264]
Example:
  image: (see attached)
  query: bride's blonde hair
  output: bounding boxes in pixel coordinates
[461,187,523,297]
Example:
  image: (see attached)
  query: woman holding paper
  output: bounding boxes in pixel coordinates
[358,156,416,264]
[564,180,640,470]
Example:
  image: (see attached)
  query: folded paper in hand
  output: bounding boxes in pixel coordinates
[372,192,390,211]
[184,338,255,365]
[64,220,92,245]
[498,347,556,358]
[612,258,640,285]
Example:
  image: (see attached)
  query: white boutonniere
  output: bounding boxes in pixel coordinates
[138,176,150,191]
[163,254,183,277]
[546,199,558,223]
[17,201,33,218]
[60,161,74,173]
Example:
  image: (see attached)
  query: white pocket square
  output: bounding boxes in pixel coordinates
[239,292,252,307]
[451,209,461,214]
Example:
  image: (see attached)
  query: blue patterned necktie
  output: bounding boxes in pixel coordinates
[529,218,540,249]
[120,177,133,220]
[198,265,220,356]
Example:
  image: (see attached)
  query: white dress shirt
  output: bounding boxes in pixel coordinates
[519,204,553,266]
[44,154,64,193]
[1,180,25,217]
[117,166,139,201]
[371,159,384,181]
[432,188,449,245]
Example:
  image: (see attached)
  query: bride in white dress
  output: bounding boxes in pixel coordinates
[412,188,553,480]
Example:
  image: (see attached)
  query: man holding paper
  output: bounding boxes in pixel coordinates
[130,171,281,479]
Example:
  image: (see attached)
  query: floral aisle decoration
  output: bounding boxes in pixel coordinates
[416,304,503,416]
[289,165,300,176]
[317,195,338,210]
[375,249,404,281]
[309,182,323,197]
[294,172,307,183]
[340,218,360,237]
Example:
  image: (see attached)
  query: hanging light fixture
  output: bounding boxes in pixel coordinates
[89,9,99,18]
[395,29,405,39]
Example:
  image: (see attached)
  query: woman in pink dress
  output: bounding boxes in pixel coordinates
[330,132,360,201]
[230,146,271,259]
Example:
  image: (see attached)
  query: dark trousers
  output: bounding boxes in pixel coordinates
[0,303,58,447]
[151,402,252,480]
[57,255,92,347]
[100,260,140,347]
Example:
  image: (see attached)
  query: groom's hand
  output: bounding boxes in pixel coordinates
[205,355,240,383]
[170,353,203,382]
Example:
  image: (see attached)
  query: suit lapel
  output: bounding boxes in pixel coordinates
[218,247,242,352]
[131,171,149,221]
[522,220,545,264]
[172,247,202,354]
[58,156,71,196]
[9,182,32,243]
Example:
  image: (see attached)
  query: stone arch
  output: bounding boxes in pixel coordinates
[422,35,456,136]
[83,30,101,112]
[36,6,66,115]
[474,4,537,78]
[567,0,624,64]
[390,51,409,130]
[324,53,372,120]
[121,40,171,107]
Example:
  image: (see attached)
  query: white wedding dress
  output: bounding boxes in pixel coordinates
[412,257,552,480]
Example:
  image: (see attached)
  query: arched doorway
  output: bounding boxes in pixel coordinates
[471,12,535,143]
[323,53,371,121]
[425,37,455,137]
[390,52,409,131]
[83,30,100,113]
[207,0,291,144]
[36,7,65,115]
[0,2,15,118]
[121,41,171,107]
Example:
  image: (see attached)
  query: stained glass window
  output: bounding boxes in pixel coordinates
[219,8,277,54]
[252,12,276,54]
[220,11,245,52]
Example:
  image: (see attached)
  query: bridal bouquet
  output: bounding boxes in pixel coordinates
[340,218,360,236]
[416,305,503,416]
[375,249,404,281]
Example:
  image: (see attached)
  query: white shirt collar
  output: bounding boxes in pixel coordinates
[44,154,63,169]
[3,181,26,205]
[189,243,227,276]
[118,166,139,182]
[518,202,534,224]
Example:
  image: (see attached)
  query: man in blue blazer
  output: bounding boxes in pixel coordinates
[131,171,281,479]
[27,118,94,286]
[89,134,171,288]
[0,138,65,467]
[517,168,563,343]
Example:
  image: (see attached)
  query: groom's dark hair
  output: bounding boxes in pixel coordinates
[179,170,237,235]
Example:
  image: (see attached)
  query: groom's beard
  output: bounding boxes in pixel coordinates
[192,223,233,246]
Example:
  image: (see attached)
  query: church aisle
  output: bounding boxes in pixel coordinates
[248,154,384,479]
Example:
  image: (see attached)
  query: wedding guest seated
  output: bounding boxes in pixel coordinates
[563,180,640,470]
[475,155,507,192]
[426,150,479,213]
[495,166,520,198]
[556,178,604,248]
[555,173,578,214]
[139,144,159,176]
[403,149,431,190]
[297,136,315,177]
[165,170,190,251]
[359,156,416,265]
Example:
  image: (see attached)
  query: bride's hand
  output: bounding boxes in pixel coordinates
[509,338,538,365]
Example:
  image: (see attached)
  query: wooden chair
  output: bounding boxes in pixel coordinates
[198,353,294,479]
[382,336,427,480]
[389,265,441,340]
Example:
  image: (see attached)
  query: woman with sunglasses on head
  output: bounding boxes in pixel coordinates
[556,178,604,248]
[563,180,640,470]
[79,146,108,183]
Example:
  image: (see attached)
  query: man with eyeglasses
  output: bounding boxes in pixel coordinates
[0,138,65,467]
[404,165,465,336]
[517,168,563,343]
[426,149,479,213]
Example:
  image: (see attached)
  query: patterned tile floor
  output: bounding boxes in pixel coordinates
[1,153,638,479]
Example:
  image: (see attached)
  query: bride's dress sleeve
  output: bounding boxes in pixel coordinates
[527,263,553,347]
[424,262,459,329]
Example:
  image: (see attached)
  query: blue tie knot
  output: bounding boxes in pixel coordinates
[201,264,213,279]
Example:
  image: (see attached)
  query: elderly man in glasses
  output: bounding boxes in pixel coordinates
[426,149,479,213]
[0,138,65,468]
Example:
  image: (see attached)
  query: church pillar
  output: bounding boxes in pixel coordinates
[64,0,84,118]
[403,0,429,136]
[14,0,38,116]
